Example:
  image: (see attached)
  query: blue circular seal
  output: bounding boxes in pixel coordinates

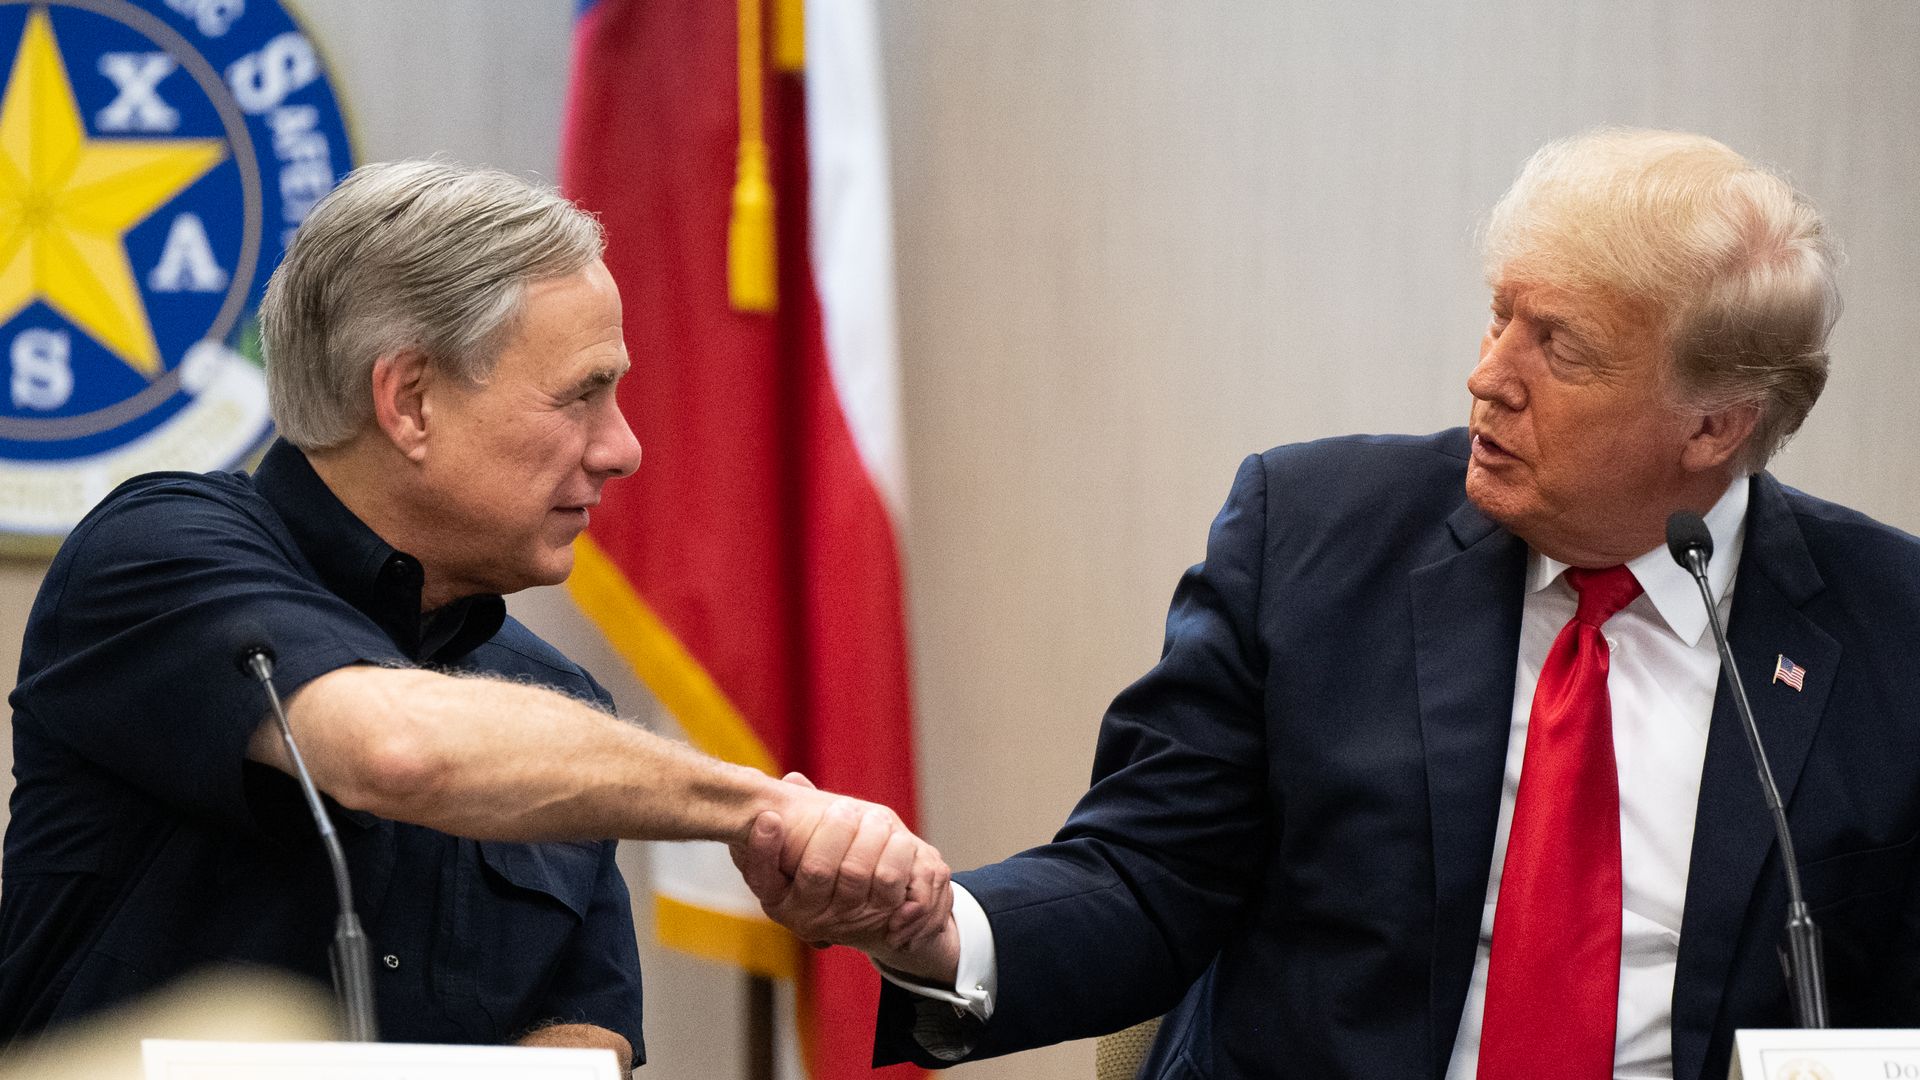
[0,0,352,544]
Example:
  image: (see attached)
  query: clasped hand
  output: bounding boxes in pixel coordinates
[731,774,958,983]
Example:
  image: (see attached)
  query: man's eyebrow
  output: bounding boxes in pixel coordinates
[1521,301,1606,346]
[564,365,627,397]
[1488,287,1606,343]
[1544,313,1605,346]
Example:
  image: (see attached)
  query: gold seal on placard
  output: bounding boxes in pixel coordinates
[1773,1059,1834,1080]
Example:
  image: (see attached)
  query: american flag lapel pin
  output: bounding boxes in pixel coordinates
[1773,654,1807,691]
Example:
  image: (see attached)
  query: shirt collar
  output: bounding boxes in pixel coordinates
[252,438,505,662]
[1526,475,1750,647]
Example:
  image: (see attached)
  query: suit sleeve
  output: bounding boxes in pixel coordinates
[879,453,1276,1065]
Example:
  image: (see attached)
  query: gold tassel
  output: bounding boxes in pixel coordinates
[773,0,804,72]
[728,142,776,312]
[730,0,776,312]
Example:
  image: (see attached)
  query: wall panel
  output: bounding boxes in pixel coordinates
[2,4,1915,1078]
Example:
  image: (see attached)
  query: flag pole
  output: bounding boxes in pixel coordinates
[747,973,775,1080]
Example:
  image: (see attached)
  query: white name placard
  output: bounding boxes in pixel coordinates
[1730,1029,1920,1080]
[142,1039,621,1079]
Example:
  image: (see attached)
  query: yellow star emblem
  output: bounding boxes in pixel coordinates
[0,7,227,379]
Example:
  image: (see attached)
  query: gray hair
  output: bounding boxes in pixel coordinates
[1483,128,1841,471]
[261,159,606,449]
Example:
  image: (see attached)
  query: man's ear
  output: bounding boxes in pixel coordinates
[369,349,434,462]
[1680,401,1761,473]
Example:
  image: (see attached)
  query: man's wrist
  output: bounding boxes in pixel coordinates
[871,914,961,987]
[870,883,995,1023]
[700,762,798,845]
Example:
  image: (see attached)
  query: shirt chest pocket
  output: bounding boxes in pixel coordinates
[439,839,601,1038]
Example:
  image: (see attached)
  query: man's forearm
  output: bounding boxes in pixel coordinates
[257,666,811,845]
[517,1022,632,1077]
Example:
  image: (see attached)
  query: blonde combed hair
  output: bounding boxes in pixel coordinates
[1483,129,1840,470]
[261,160,606,450]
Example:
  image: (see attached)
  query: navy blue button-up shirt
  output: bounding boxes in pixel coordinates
[0,440,644,1062]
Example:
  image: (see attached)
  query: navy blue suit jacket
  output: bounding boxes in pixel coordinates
[877,429,1920,1079]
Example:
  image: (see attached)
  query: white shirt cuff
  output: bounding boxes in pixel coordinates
[873,881,997,1021]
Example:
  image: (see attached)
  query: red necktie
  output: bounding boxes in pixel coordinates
[1478,564,1644,1080]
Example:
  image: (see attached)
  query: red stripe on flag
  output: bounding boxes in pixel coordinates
[563,2,922,1076]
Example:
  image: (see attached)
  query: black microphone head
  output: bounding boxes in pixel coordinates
[230,618,277,677]
[1665,510,1713,569]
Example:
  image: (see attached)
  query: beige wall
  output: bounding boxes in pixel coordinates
[5,3,1920,1078]
[886,8,1920,1076]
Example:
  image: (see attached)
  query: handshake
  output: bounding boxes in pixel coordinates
[731,773,960,986]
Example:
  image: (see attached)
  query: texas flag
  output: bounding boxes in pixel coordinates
[559,0,920,1077]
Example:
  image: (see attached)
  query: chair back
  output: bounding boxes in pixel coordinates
[1092,1016,1163,1080]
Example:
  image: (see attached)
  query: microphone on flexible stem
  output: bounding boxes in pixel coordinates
[231,623,378,1042]
[1665,511,1828,1029]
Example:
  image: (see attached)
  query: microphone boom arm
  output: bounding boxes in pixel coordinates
[1680,546,1829,1029]
[243,650,379,1042]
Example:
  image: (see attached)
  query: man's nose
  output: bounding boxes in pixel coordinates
[1467,333,1526,411]
[588,404,642,478]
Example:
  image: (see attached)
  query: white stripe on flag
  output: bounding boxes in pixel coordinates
[649,838,766,918]
[806,0,907,518]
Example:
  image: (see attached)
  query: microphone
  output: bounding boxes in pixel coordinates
[232,622,379,1042]
[1664,511,1827,1028]
[1664,510,1714,571]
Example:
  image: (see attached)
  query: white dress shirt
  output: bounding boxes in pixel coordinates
[1448,477,1746,1080]
[895,478,1750,1079]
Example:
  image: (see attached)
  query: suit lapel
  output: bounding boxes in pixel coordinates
[1671,475,1839,1080]
[1411,500,1528,1080]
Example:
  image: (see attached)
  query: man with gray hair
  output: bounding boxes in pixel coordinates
[744,129,1920,1079]
[0,160,949,1067]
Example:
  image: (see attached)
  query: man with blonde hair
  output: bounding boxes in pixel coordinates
[746,130,1920,1079]
[1,161,948,1067]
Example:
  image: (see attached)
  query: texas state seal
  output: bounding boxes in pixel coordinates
[0,0,351,548]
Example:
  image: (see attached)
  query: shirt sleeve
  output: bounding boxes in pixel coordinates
[873,883,998,1061]
[524,840,647,1067]
[10,479,410,835]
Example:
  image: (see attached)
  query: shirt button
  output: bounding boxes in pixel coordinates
[383,954,401,970]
